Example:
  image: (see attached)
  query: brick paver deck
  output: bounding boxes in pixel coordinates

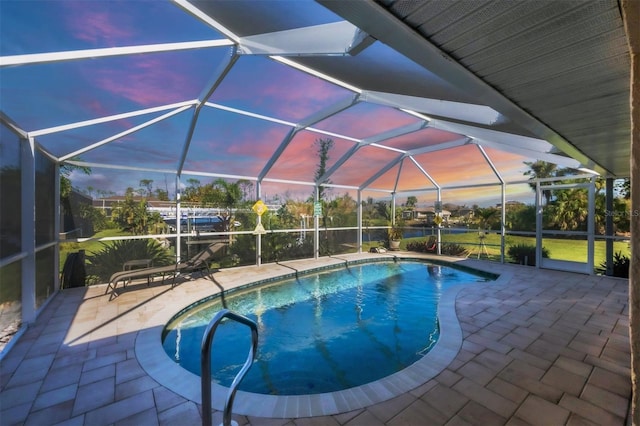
[0,254,630,425]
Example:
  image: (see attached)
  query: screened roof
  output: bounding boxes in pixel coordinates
[0,0,631,200]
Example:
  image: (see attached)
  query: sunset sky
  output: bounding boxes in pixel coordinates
[1,0,544,207]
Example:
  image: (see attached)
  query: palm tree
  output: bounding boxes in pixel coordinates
[524,160,557,204]
[474,207,500,230]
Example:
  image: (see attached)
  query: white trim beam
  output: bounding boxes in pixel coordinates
[178,47,239,175]
[362,90,503,126]
[59,105,192,161]
[239,21,368,56]
[0,111,28,138]
[272,56,362,94]
[173,0,241,42]
[65,160,178,175]
[476,144,504,184]
[407,156,440,190]
[0,40,232,67]
[429,119,553,153]
[318,121,426,184]
[360,153,405,189]
[407,137,471,156]
[259,94,360,180]
[29,100,197,137]
[470,139,582,169]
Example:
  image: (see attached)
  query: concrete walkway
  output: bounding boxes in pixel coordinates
[0,254,630,425]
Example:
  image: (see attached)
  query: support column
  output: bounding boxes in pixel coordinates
[357,190,362,254]
[436,188,442,255]
[256,181,262,267]
[587,177,595,275]
[54,162,61,291]
[621,0,639,423]
[535,180,542,269]
[21,137,36,324]
[175,176,182,263]
[314,186,319,259]
[605,178,614,276]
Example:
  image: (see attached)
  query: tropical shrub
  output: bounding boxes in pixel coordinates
[407,237,437,253]
[85,239,174,284]
[507,243,549,266]
[595,251,630,278]
[406,237,468,257]
[441,243,468,257]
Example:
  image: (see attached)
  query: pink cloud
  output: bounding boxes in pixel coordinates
[224,126,287,160]
[62,2,134,46]
[87,56,197,106]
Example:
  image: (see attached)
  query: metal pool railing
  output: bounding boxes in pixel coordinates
[201,309,258,426]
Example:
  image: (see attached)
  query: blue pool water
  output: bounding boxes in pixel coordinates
[162,260,492,395]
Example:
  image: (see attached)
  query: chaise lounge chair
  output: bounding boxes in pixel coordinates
[105,241,227,300]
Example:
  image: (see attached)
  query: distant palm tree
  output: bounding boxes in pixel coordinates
[474,207,500,230]
[524,160,557,204]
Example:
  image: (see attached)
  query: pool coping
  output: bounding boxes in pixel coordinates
[135,254,512,418]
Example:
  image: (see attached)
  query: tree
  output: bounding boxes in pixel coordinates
[406,196,418,208]
[111,188,163,235]
[139,179,154,197]
[474,207,500,230]
[615,178,631,199]
[375,201,392,222]
[183,178,201,202]
[524,160,557,204]
[313,138,334,202]
[60,161,91,200]
[154,188,169,201]
[237,179,254,202]
[215,179,242,208]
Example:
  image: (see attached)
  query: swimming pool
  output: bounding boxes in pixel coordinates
[162,259,494,396]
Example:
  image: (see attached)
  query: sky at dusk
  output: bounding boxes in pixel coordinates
[1,0,543,207]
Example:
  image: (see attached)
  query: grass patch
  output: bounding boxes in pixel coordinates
[59,228,130,270]
[405,231,630,266]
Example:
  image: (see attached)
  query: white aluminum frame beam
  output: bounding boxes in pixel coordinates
[360,153,405,190]
[0,40,232,67]
[407,137,472,157]
[407,156,440,190]
[318,120,427,184]
[258,94,360,180]
[470,139,582,170]
[0,111,28,138]
[477,144,506,263]
[238,21,369,56]
[178,47,239,175]
[59,104,193,162]
[361,90,503,126]
[29,101,198,138]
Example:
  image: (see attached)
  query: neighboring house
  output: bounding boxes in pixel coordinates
[404,207,451,224]
[496,201,525,211]
[93,196,176,216]
[456,208,475,221]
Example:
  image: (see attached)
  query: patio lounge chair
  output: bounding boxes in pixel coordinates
[105,241,227,300]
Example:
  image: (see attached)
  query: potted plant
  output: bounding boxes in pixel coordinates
[388,221,404,251]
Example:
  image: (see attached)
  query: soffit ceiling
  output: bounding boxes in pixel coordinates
[0,0,631,199]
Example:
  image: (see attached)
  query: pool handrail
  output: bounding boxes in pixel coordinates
[201,308,259,426]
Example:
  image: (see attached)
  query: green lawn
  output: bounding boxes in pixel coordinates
[410,231,630,266]
[59,228,127,269]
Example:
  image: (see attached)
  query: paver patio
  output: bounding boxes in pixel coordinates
[0,253,630,425]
